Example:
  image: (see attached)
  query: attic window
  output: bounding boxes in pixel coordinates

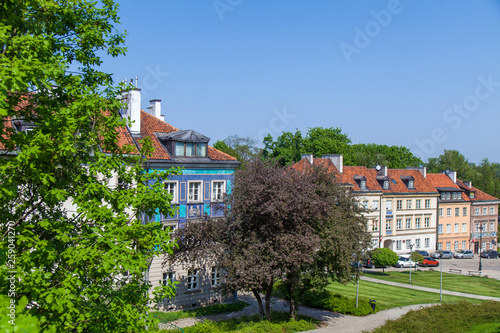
[470,192,475,199]
[175,142,206,157]
[408,180,414,189]
[353,175,367,189]
[400,176,414,189]
[360,180,366,189]
[383,180,389,189]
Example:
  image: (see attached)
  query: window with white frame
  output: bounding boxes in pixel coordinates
[164,182,178,203]
[362,200,368,209]
[386,200,392,210]
[372,220,378,231]
[415,218,421,228]
[454,223,459,233]
[483,222,487,231]
[396,219,402,230]
[396,240,401,250]
[483,207,488,215]
[447,208,451,217]
[462,223,466,232]
[383,180,389,189]
[438,224,443,234]
[188,182,202,202]
[446,242,451,250]
[211,267,222,287]
[463,207,467,216]
[162,272,175,286]
[372,200,379,210]
[405,239,411,249]
[416,200,421,209]
[490,222,495,232]
[462,240,466,249]
[405,218,411,229]
[407,200,412,209]
[446,224,451,233]
[454,241,458,250]
[425,199,430,208]
[211,181,225,202]
[455,208,459,216]
[360,179,366,188]
[372,239,378,247]
[187,269,199,290]
[452,192,458,200]
[424,217,430,228]
[475,223,479,232]
[475,208,480,215]
[425,238,430,248]
[438,208,443,217]
[438,242,443,250]
[490,207,495,215]
[415,238,421,248]
[397,200,403,209]
[386,219,392,230]
[482,241,486,250]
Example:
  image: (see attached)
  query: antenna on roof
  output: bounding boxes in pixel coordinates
[135,76,138,88]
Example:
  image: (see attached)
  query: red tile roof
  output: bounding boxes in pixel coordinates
[426,173,461,190]
[456,179,500,202]
[292,158,438,194]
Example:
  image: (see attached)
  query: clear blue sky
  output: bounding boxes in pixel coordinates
[100,0,500,164]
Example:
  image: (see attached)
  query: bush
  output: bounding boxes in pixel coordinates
[272,282,378,316]
[370,248,398,272]
[410,252,424,264]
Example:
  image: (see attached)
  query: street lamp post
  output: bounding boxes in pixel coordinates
[479,225,484,271]
[409,243,414,284]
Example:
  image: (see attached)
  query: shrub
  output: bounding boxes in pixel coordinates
[370,248,398,273]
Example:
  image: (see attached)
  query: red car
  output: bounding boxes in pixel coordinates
[419,257,439,267]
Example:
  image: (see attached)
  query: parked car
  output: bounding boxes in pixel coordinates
[419,257,439,267]
[395,256,417,268]
[480,250,500,259]
[431,250,453,259]
[454,250,474,259]
[418,251,429,257]
[363,259,388,269]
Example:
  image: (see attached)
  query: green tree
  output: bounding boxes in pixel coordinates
[425,150,476,181]
[213,135,261,167]
[0,0,176,331]
[370,248,398,274]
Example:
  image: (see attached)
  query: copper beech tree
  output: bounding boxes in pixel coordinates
[167,158,370,320]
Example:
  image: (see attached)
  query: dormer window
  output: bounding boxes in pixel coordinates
[175,142,206,157]
[470,192,475,199]
[400,175,415,189]
[383,180,389,189]
[354,175,367,190]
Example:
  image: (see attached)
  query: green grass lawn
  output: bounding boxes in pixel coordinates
[372,301,500,333]
[326,279,485,310]
[150,300,249,322]
[157,312,321,333]
[364,270,500,298]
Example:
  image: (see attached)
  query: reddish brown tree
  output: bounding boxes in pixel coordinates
[166,158,370,320]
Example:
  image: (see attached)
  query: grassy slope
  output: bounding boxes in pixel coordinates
[364,270,500,298]
[326,279,485,310]
[150,300,249,322]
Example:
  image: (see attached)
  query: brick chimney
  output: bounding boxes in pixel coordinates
[322,154,343,173]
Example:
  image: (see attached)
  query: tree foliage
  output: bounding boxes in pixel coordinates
[167,158,370,320]
[369,248,398,274]
[0,1,176,331]
[213,135,261,167]
[263,127,422,168]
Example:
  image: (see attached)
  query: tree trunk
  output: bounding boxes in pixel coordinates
[264,279,274,321]
[252,289,265,319]
[286,280,298,320]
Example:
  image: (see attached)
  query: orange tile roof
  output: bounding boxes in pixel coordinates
[456,180,500,202]
[291,158,438,194]
[426,173,461,190]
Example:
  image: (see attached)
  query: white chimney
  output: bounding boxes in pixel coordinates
[149,99,162,120]
[446,170,457,184]
[464,180,472,188]
[322,154,343,173]
[129,88,141,135]
[301,154,313,164]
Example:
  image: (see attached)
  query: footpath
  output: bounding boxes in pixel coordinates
[168,277,500,333]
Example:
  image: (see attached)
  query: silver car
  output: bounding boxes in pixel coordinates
[431,250,453,259]
[454,250,474,259]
